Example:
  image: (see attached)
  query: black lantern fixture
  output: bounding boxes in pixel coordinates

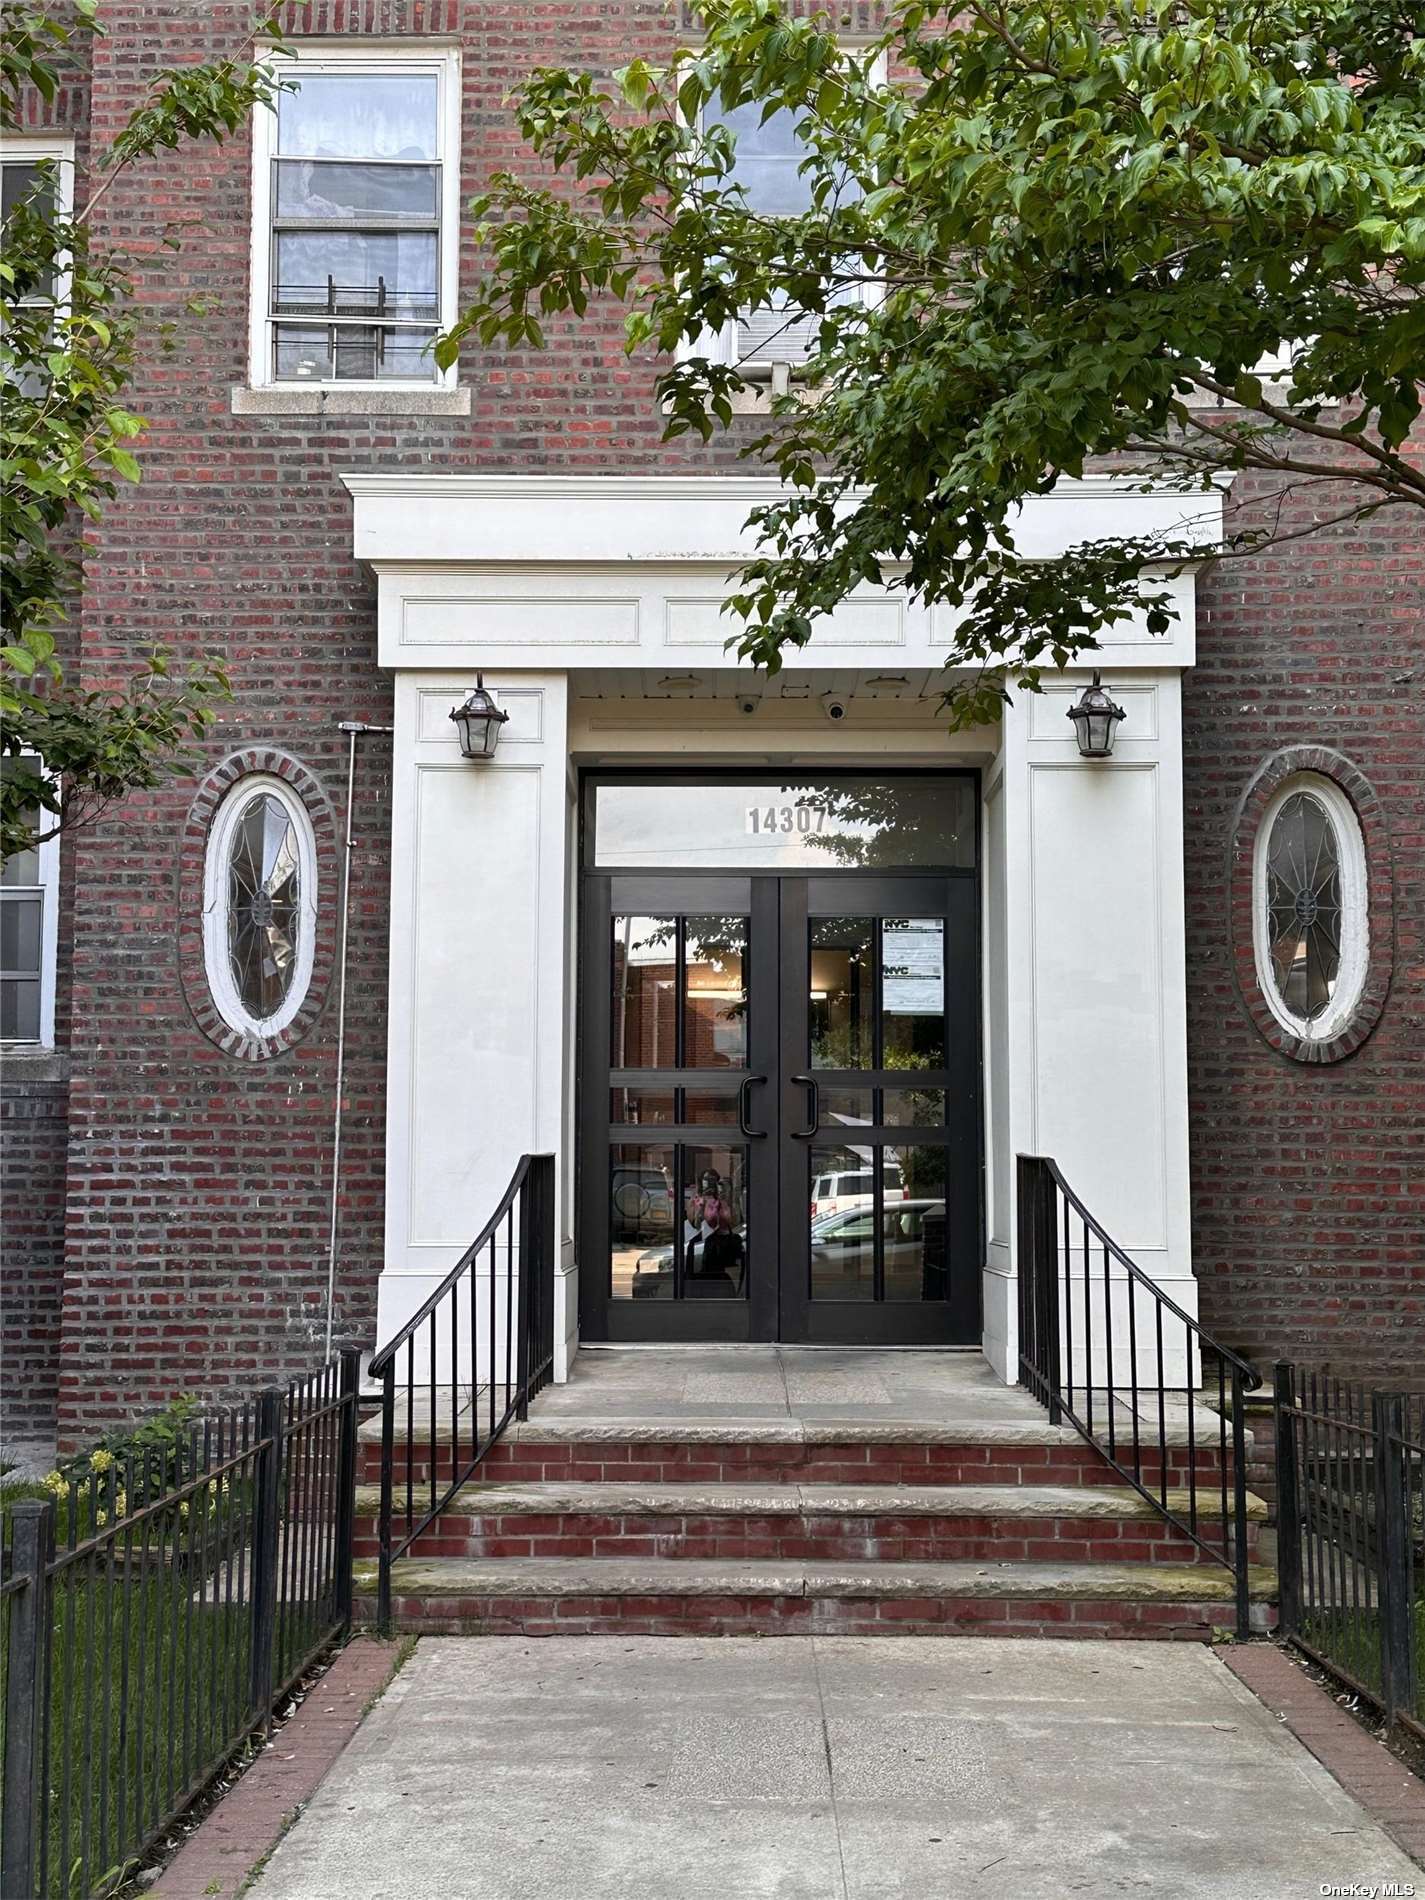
[449,675,509,760]
[1066,670,1126,758]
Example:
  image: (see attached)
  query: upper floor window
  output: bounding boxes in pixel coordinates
[1,759,60,1047]
[1253,773,1369,1045]
[695,55,880,377]
[250,48,460,387]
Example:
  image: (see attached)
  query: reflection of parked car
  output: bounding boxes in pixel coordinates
[811,1199,947,1299]
[611,1165,674,1242]
[810,1164,905,1221]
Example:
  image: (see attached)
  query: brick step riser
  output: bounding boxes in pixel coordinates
[356,1593,1273,1640]
[358,1445,1234,1488]
[352,1514,1255,1566]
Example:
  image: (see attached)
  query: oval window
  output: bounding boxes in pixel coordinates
[203,776,317,1041]
[1253,774,1368,1044]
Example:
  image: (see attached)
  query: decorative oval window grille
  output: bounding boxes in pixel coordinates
[203,776,317,1040]
[1252,773,1369,1044]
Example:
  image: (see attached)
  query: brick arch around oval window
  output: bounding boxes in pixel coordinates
[177,748,339,1060]
[1230,745,1394,1064]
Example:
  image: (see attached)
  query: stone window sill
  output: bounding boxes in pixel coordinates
[0,1046,70,1082]
[231,385,472,418]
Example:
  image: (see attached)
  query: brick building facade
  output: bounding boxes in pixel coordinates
[1,2,1420,1454]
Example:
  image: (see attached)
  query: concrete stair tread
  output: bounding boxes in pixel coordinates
[361,1413,1234,1450]
[354,1479,1268,1521]
[357,1554,1276,1603]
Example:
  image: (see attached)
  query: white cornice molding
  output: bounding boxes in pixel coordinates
[341,472,1223,571]
[339,471,1214,504]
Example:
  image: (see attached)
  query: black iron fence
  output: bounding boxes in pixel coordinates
[1,1352,359,1899]
[1274,1365,1424,1737]
[1017,1154,1262,1638]
[372,1153,556,1633]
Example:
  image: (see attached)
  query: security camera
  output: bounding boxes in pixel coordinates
[737,695,759,716]
[822,695,849,723]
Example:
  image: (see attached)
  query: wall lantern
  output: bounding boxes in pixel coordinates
[449,676,509,760]
[1067,671,1126,758]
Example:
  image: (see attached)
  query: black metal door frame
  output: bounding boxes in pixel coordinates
[576,770,982,1346]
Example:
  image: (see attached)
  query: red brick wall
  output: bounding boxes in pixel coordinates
[50,0,770,1444]
[11,3,1421,1443]
[1187,469,1425,1384]
[1,18,91,1455]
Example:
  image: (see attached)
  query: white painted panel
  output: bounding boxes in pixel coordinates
[417,685,545,744]
[1029,761,1166,1249]
[407,762,541,1245]
[402,595,640,647]
[1028,679,1160,743]
[985,775,1011,1252]
[664,594,905,649]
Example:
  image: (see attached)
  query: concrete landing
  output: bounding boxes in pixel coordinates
[244,1636,1420,1900]
[356,1346,1231,1448]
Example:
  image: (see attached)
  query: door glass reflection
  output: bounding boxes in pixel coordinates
[810,918,874,1068]
[879,1087,947,1127]
[611,916,677,1068]
[882,918,945,1066]
[809,1142,875,1300]
[609,1089,677,1125]
[683,916,747,1068]
[883,1146,948,1301]
[609,1144,676,1300]
[682,1146,747,1299]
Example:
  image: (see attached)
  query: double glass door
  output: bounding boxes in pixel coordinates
[579,777,980,1344]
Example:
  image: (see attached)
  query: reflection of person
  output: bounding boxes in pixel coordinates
[684,1169,744,1287]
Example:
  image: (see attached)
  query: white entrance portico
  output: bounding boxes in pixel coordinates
[341,474,1219,1388]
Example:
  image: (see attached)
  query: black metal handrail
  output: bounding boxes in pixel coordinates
[1016,1154,1262,1638]
[372,1152,556,1632]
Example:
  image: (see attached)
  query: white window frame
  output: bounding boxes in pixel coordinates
[1252,771,1370,1043]
[0,134,76,311]
[202,774,319,1040]
[247,42,461,391]
[681,49,886,382]
[1,757,61,1049]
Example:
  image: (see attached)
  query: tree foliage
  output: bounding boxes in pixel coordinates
[1,3,284,860]
[449,0,1425,722]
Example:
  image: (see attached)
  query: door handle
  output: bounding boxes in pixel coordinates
[737,1074,768,1139]
[790,1074,819,1140]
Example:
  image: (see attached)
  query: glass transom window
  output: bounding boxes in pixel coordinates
[255,54,458,385]
[589,776,975,871]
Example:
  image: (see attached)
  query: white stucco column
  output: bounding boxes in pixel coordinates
[982,667,1195,1384]
[376,670,576,1379]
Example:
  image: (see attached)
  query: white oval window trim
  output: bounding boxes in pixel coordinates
[202,774,318,1040]
[1252,771,1369,1044]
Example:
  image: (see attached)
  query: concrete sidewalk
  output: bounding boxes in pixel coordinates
[246,1636,1421,1900]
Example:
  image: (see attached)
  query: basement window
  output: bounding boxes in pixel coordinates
[249,47,461,388]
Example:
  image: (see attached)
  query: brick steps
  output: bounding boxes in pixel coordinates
[354,1403,1268,1640]
[353,1555,1278,1639]
[360,1428,1231,1491]
[352,1479,1264,1566]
